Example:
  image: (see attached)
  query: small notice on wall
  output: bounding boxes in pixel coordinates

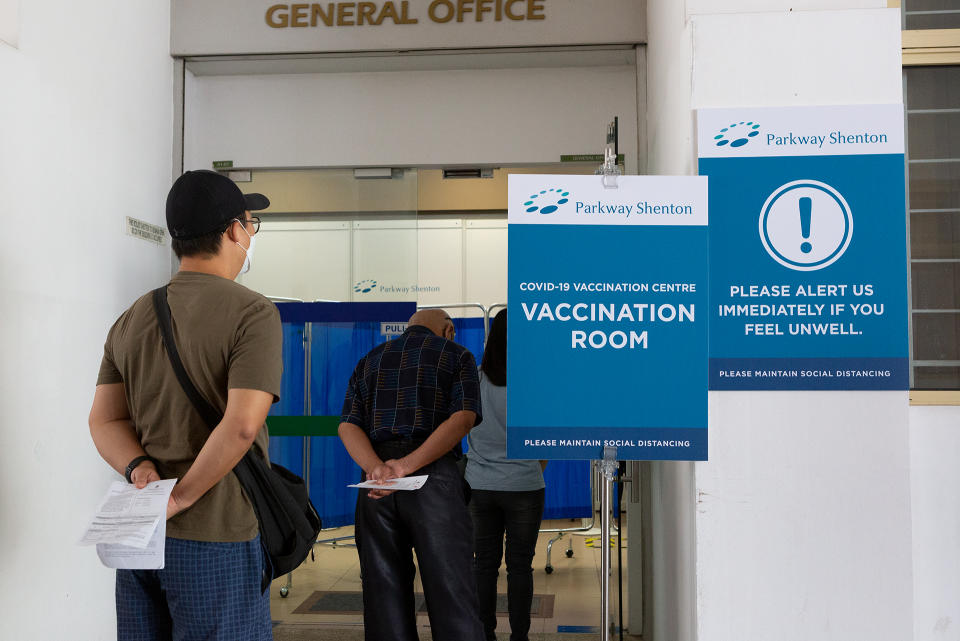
[0,0,19,49]
[126,217,167,245]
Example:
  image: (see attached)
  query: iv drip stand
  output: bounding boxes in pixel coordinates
[598,116,621,189]
[600,445,619,640]
[596,117,623,636]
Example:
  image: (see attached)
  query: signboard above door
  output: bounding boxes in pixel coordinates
[265,1,547,28]
[171,0,645,56]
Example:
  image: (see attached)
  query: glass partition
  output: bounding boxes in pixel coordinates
[238,168,419,302]
[236,164,599,528]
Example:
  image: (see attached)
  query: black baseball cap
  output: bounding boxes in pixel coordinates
[166,170,270,240]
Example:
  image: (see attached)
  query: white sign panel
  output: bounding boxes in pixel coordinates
[697,104,905,159]
[508,175,707,227]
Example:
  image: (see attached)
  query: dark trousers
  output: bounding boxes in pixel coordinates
[355,443,484,641]
[469,488,546,641]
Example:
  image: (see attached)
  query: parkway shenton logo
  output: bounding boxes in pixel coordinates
[523,187,571,215]
[714,121,761,148]
[354,279,377,293]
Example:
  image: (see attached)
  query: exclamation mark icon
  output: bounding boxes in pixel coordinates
[799,196,812,254]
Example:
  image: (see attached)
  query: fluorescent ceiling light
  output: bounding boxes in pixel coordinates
[354,167,394,179]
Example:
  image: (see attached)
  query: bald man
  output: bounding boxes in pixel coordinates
[339,309,484,641]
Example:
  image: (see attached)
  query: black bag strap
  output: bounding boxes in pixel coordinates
[152,286,222,430]
[153,286,286,593]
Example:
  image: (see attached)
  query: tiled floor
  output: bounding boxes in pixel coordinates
[269,518,630,636]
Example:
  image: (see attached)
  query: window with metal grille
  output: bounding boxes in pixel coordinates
[905,65,960,389]
[903,0,960,30]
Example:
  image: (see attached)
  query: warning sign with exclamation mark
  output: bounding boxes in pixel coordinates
[697,104,908,391]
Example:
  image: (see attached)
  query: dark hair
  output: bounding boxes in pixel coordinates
[170,224,227,259]
[481,308,507,386]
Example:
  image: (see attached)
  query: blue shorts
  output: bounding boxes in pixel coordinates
[116,536,272,641]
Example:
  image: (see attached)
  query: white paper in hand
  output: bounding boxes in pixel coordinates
[97,515,167,570]
[79,479,176,570]
[348,475,429,491]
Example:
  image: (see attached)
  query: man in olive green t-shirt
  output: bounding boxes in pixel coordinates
[88,170,281,641]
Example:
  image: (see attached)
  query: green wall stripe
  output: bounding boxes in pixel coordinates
[267,415,340,437]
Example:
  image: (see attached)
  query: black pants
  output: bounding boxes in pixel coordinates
[355,442,484,641]
[469,488,546,641]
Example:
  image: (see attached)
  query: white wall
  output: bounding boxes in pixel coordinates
[183,64,639,172]
[643,3,919,641]
[417,218,465,307]
[0,1,173,638]
[464,218,508,307]
[240,220,355,301]
[690,9,902,108]
[910,405,960,641]
[702,392,912,641]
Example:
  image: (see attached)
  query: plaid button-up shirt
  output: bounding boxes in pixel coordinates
[341,325,482,442]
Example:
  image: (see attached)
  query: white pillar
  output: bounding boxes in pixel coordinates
[0,2,174,638]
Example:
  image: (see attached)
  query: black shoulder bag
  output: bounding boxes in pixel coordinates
[152,286,321,592]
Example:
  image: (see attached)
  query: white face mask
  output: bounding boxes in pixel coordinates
[235,220,257,275]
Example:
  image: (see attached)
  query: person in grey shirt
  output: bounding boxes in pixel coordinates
[466,308,546,641]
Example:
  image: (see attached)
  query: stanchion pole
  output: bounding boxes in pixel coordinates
[303,321,312,491]
[600,446,618,641]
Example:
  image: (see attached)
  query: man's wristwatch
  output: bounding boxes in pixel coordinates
[124,455,159,483]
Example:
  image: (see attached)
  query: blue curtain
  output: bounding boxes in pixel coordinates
[307,322,386,527]
[451,316,485,366]
[268,306,592,528]
[267,323,306,503]
[268,321,385,528]
[543,461,592,519]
